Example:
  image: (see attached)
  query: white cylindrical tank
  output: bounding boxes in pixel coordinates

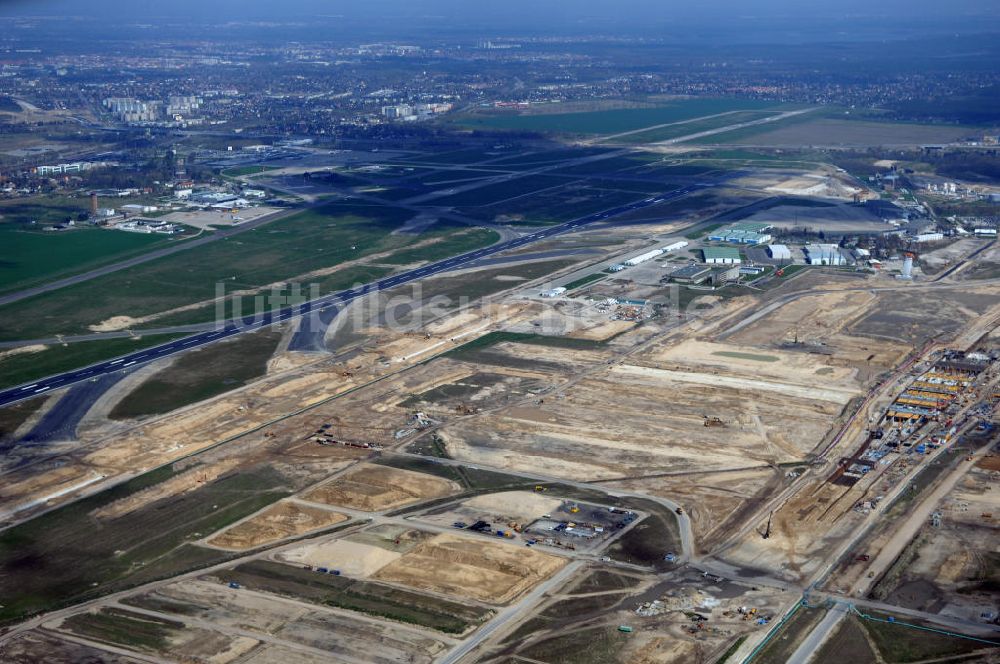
[902,254,913,279]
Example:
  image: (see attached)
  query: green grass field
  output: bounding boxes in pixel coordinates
[221,165,278,177]
[686,108,826,145]
[611,110,777,144]
[0,464,289,624]
[0,397,45,438]
[378,227,499,265]
[0,334,184,391]
[454,99,781,135]
[62,608,180,653]
[712,351,780,362]
[0,202,496,341]
[109,328,282,420]
[0,223,171,295]
[0,196,87,224]
[564,273,606,290]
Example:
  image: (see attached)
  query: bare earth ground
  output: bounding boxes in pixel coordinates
[372,532,567,604]
[301,463,461,511]
[207,500,349,551]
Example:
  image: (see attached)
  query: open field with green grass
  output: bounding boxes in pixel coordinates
[61,607,181,653]
[378,227,499,265]
[0,334,184,391]
[752,604,827,664]
[0,195,87,225]
[605,498,682,570]
[712,350,780,362]
[453,98,781,135]
[0,202,496,341]
[0,223,173,295]
[381,260,578,310]
[698,116,975,147]
[519,625,629,664]
[221,165,278,177]
[564,273,606,290]
[0,464,289,624]
[0,396,45,439]
[856,611,997,662]
[109,328,282,420]
[612,110,779,144]
[143,263,396,330]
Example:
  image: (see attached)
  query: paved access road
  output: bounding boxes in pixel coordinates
[0,186,703,409]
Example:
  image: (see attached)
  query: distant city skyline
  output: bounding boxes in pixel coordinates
[2,0,998,34]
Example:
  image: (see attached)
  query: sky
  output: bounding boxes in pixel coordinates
[0,0,997,40]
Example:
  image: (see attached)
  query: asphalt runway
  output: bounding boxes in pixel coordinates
[8,372,126,447]
[287,305,342,352]
[0,185,702,409]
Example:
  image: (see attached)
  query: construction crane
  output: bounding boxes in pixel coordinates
[762,511,773,540]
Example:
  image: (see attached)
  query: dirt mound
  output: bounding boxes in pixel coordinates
[208,501,348,550]
[302,464,459,511]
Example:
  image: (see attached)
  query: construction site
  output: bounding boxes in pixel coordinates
[0,182,998,664]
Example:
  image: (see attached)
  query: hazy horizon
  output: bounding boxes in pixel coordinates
[2,0,999,41]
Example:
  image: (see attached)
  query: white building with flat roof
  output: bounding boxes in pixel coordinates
[767,244,791,261]
[804,244,846,266]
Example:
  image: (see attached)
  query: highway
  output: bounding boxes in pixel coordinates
[0,186,702,409]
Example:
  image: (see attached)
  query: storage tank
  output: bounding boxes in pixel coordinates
[901,253,914,279]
